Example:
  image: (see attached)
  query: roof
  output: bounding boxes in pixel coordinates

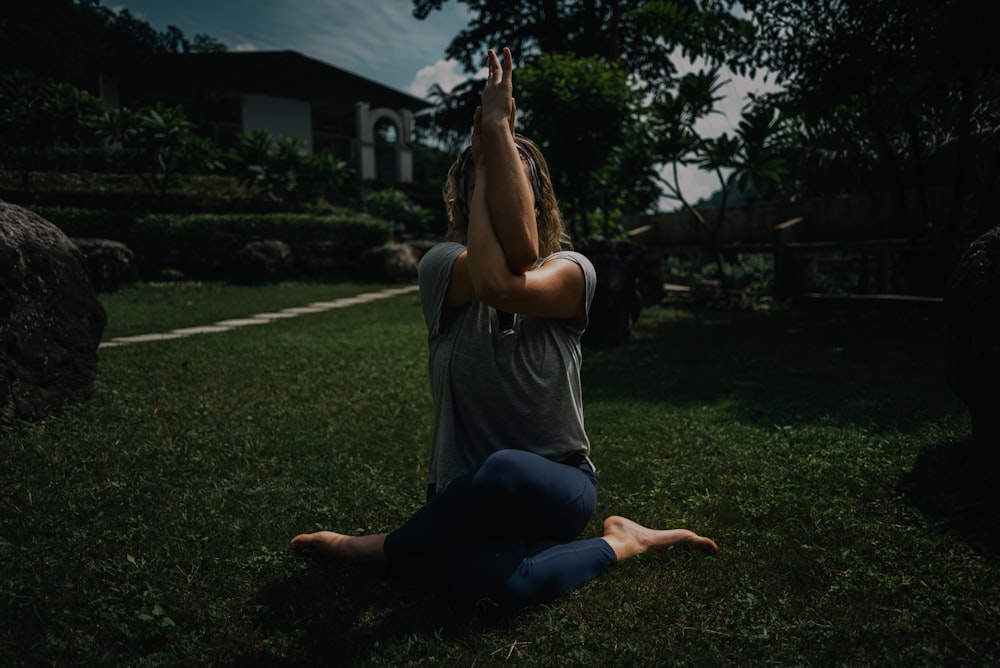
[104,50,431,113]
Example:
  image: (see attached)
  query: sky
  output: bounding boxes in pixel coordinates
[100,0,777,207]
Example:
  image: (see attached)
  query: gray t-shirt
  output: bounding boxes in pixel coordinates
[417,241,597,492]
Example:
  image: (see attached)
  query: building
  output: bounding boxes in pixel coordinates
[99,50,431,183]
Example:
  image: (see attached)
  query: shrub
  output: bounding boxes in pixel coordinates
[363,187,433,240]
[35,206,392,280]
[228,132,353,208]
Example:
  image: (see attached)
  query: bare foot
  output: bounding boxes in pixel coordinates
[289,531,388,563]
[600,515,719,561]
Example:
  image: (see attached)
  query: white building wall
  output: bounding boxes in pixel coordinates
[241,93,313,153]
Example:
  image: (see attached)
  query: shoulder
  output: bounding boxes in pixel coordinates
[421,241,467,268]
[541,250,595,276]
[418,242,466,287]
[539,250,597,298]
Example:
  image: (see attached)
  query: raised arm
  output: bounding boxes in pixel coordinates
[480,48,538,273]
[466,156,586,324]
[454,48,587,325]
[466,145,511,299]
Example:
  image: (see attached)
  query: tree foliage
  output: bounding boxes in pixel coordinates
[730,0,1000,243]
[0,0,226,92]
[416,0,1000,269]
[414,0,754,84]
[228,131,353,208]
[414,0,770,229]
[415,79,485,156]
[0,71,106,190]
[516,53,638,233]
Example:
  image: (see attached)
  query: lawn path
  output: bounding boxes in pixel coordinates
[99,285,419,348]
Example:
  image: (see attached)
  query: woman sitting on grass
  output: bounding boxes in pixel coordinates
[291,47,717,607]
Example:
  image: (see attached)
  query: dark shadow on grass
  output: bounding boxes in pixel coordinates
[584,304,953,434]
[233,557,516,666]
[898,436,1000,557]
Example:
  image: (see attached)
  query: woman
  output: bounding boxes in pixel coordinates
[291,48,717,607]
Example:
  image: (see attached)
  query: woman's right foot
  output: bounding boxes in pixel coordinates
[600,515,719,561]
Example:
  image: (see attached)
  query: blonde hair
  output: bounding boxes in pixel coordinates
[442,135,570,256]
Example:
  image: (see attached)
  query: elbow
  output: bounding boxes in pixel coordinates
[471,275,502,305]
[507,248,538,275]
[470,270,515,307]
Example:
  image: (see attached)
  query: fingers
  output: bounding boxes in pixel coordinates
[482,48,515,132]
[472,105,482,137]
[487,48,502,85]
[485,48,513,89]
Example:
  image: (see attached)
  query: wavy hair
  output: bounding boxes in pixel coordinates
[442,135,569,256]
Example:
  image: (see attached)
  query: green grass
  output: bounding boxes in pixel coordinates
[98,282,390,339]
[2,285,997,666]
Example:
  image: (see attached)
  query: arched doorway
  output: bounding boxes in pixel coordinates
[355,102,414,183]
[374,116,400,182]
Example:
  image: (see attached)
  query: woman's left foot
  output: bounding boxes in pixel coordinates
[289,531,389,563]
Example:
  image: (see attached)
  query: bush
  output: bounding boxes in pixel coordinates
[35,206,392,280]
[227,132,353,208]
[665,252,775,294]
[363,187,434,240]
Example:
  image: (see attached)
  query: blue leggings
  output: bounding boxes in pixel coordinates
[383,449,618,607]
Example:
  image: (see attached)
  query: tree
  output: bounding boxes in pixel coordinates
[190,33,227,54]
[0,71,106,191]
[416,79,484,156]
[648,66,789,290]
[413,0,754,83]
[516,53,638,235]
[131,102,218,197]
[730,0,1000,246]
[228,131,352,208]
[414,0,762,228]
[1,0,228,92]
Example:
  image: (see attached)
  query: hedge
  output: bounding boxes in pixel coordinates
[32,206,394,280]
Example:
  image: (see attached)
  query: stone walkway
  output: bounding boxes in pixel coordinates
[99,285,419,349]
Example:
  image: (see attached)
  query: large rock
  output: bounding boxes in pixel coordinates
[0,202,107,424]
[945,227,1000,447]
[72,237,137,293]
[361,242,419,283]
[235,239,295,284]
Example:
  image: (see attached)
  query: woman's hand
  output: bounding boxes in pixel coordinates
[481,48,516,132]
[472,47,538,275]
[471,100,515,166]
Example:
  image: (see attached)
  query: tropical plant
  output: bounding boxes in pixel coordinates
[414,0,764,228]
[363,187,433,239]
[229,131,352,207]
[516,53,638,236]
[0,71,107,189]
[131,102,214,196]
[728,0,1000,251]
[645,66,789,290]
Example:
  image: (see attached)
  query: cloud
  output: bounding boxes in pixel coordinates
[406,59,489,99]
[407,59,467,98]
[279,0,469,92]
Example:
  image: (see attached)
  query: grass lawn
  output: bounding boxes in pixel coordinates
[2,283,997,666]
